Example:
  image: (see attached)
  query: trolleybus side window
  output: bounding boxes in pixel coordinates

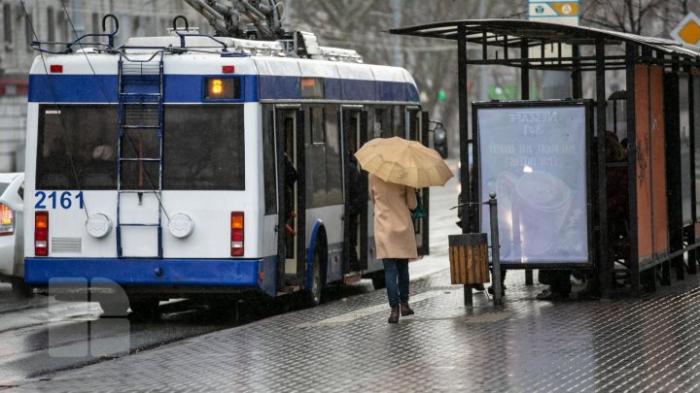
[37,105,118,190]
[324,105,343,206]
[393,105,406,138]
[310,107,325,144]
[263,106,277,214]
[163,105,245,190]
[375,107,393,138]
[306,106,327,207]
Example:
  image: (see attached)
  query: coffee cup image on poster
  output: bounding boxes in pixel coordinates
[477,104,588,264]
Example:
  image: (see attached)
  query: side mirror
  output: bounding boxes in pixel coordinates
[0,174,24,212]
[433,124,448,159]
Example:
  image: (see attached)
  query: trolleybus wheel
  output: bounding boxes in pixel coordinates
[129,297,161,319]
[11,279,34,298]
[307,242,325,306]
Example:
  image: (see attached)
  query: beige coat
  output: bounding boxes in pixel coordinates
[369,174,418,259]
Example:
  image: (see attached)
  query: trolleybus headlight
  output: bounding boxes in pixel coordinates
[231,212,244,257]
[35,211,49,256]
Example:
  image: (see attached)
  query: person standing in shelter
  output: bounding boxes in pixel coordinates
[370,173,418,323]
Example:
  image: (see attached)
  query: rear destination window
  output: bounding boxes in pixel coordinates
[163,105,245,190]
[37,105,245,190]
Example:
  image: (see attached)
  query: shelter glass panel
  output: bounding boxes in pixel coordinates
[477,102,590,265]
[680,74,692,226]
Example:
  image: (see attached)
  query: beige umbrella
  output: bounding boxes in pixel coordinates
[354,136,453,188]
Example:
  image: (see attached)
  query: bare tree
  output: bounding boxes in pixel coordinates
[286,0,519,150]
[581,0,697,36]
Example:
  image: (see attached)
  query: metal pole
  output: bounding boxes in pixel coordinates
[489,193,503,306]
[596,38,610,298]
[457,23,473,306]
[520,38,533,286]
[625,42,640,296]
[688,69,698,274]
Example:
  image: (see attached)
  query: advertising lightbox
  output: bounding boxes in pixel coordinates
[476,101,592,266]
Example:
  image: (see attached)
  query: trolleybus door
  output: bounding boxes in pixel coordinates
[408,108,431,256]
[341,106,369,272]
[274,105,306,289]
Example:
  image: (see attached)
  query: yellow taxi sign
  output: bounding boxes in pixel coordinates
[671,12,700,47]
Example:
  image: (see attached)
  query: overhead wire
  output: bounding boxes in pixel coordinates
[59,0,171,221]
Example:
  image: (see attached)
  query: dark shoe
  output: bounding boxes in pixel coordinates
[400,303,414,316]
[388,306,400,323]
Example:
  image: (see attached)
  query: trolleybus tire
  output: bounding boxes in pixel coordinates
[307,241,326,307]
[11,279,34,298]
[371,270,386,290]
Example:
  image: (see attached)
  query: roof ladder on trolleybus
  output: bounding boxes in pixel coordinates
[116,51,165,258]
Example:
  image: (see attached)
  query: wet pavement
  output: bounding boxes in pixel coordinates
[6,265,700,392]
[5,165,700,392]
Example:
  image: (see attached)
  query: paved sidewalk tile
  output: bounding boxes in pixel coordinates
[9,268,700,393]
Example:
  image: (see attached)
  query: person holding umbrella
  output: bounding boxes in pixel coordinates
[355,137,453,323]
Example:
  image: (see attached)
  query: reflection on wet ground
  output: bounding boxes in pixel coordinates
[0,280,374,387]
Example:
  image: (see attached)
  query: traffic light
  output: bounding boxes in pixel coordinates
[437,89,446,102]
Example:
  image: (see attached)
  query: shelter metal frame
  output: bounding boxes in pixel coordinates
[390,19,700,296]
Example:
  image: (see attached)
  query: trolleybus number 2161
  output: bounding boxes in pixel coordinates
[34,191,85,210]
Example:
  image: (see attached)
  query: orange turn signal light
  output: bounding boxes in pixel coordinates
[35,211,49,229]
[231,212,244,229]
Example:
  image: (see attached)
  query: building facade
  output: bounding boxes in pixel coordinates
[0,0,210,171]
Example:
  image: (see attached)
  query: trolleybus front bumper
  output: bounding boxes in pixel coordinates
[24,257,278,295]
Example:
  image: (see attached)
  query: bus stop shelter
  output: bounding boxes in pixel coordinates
[390,20,700,297]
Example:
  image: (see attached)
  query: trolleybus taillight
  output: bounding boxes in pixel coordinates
[231,212,244,257]
[0,203,14,236]
[35,211,49,256]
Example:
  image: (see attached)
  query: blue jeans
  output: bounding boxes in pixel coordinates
[383,259,409,307]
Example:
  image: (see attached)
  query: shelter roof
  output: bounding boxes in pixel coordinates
[389,19,700,69]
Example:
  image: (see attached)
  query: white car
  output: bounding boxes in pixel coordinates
[0,173,27,296]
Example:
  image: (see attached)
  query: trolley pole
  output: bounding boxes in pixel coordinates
[488,193,503,306]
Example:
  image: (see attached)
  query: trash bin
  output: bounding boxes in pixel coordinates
[448,233,490,285]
